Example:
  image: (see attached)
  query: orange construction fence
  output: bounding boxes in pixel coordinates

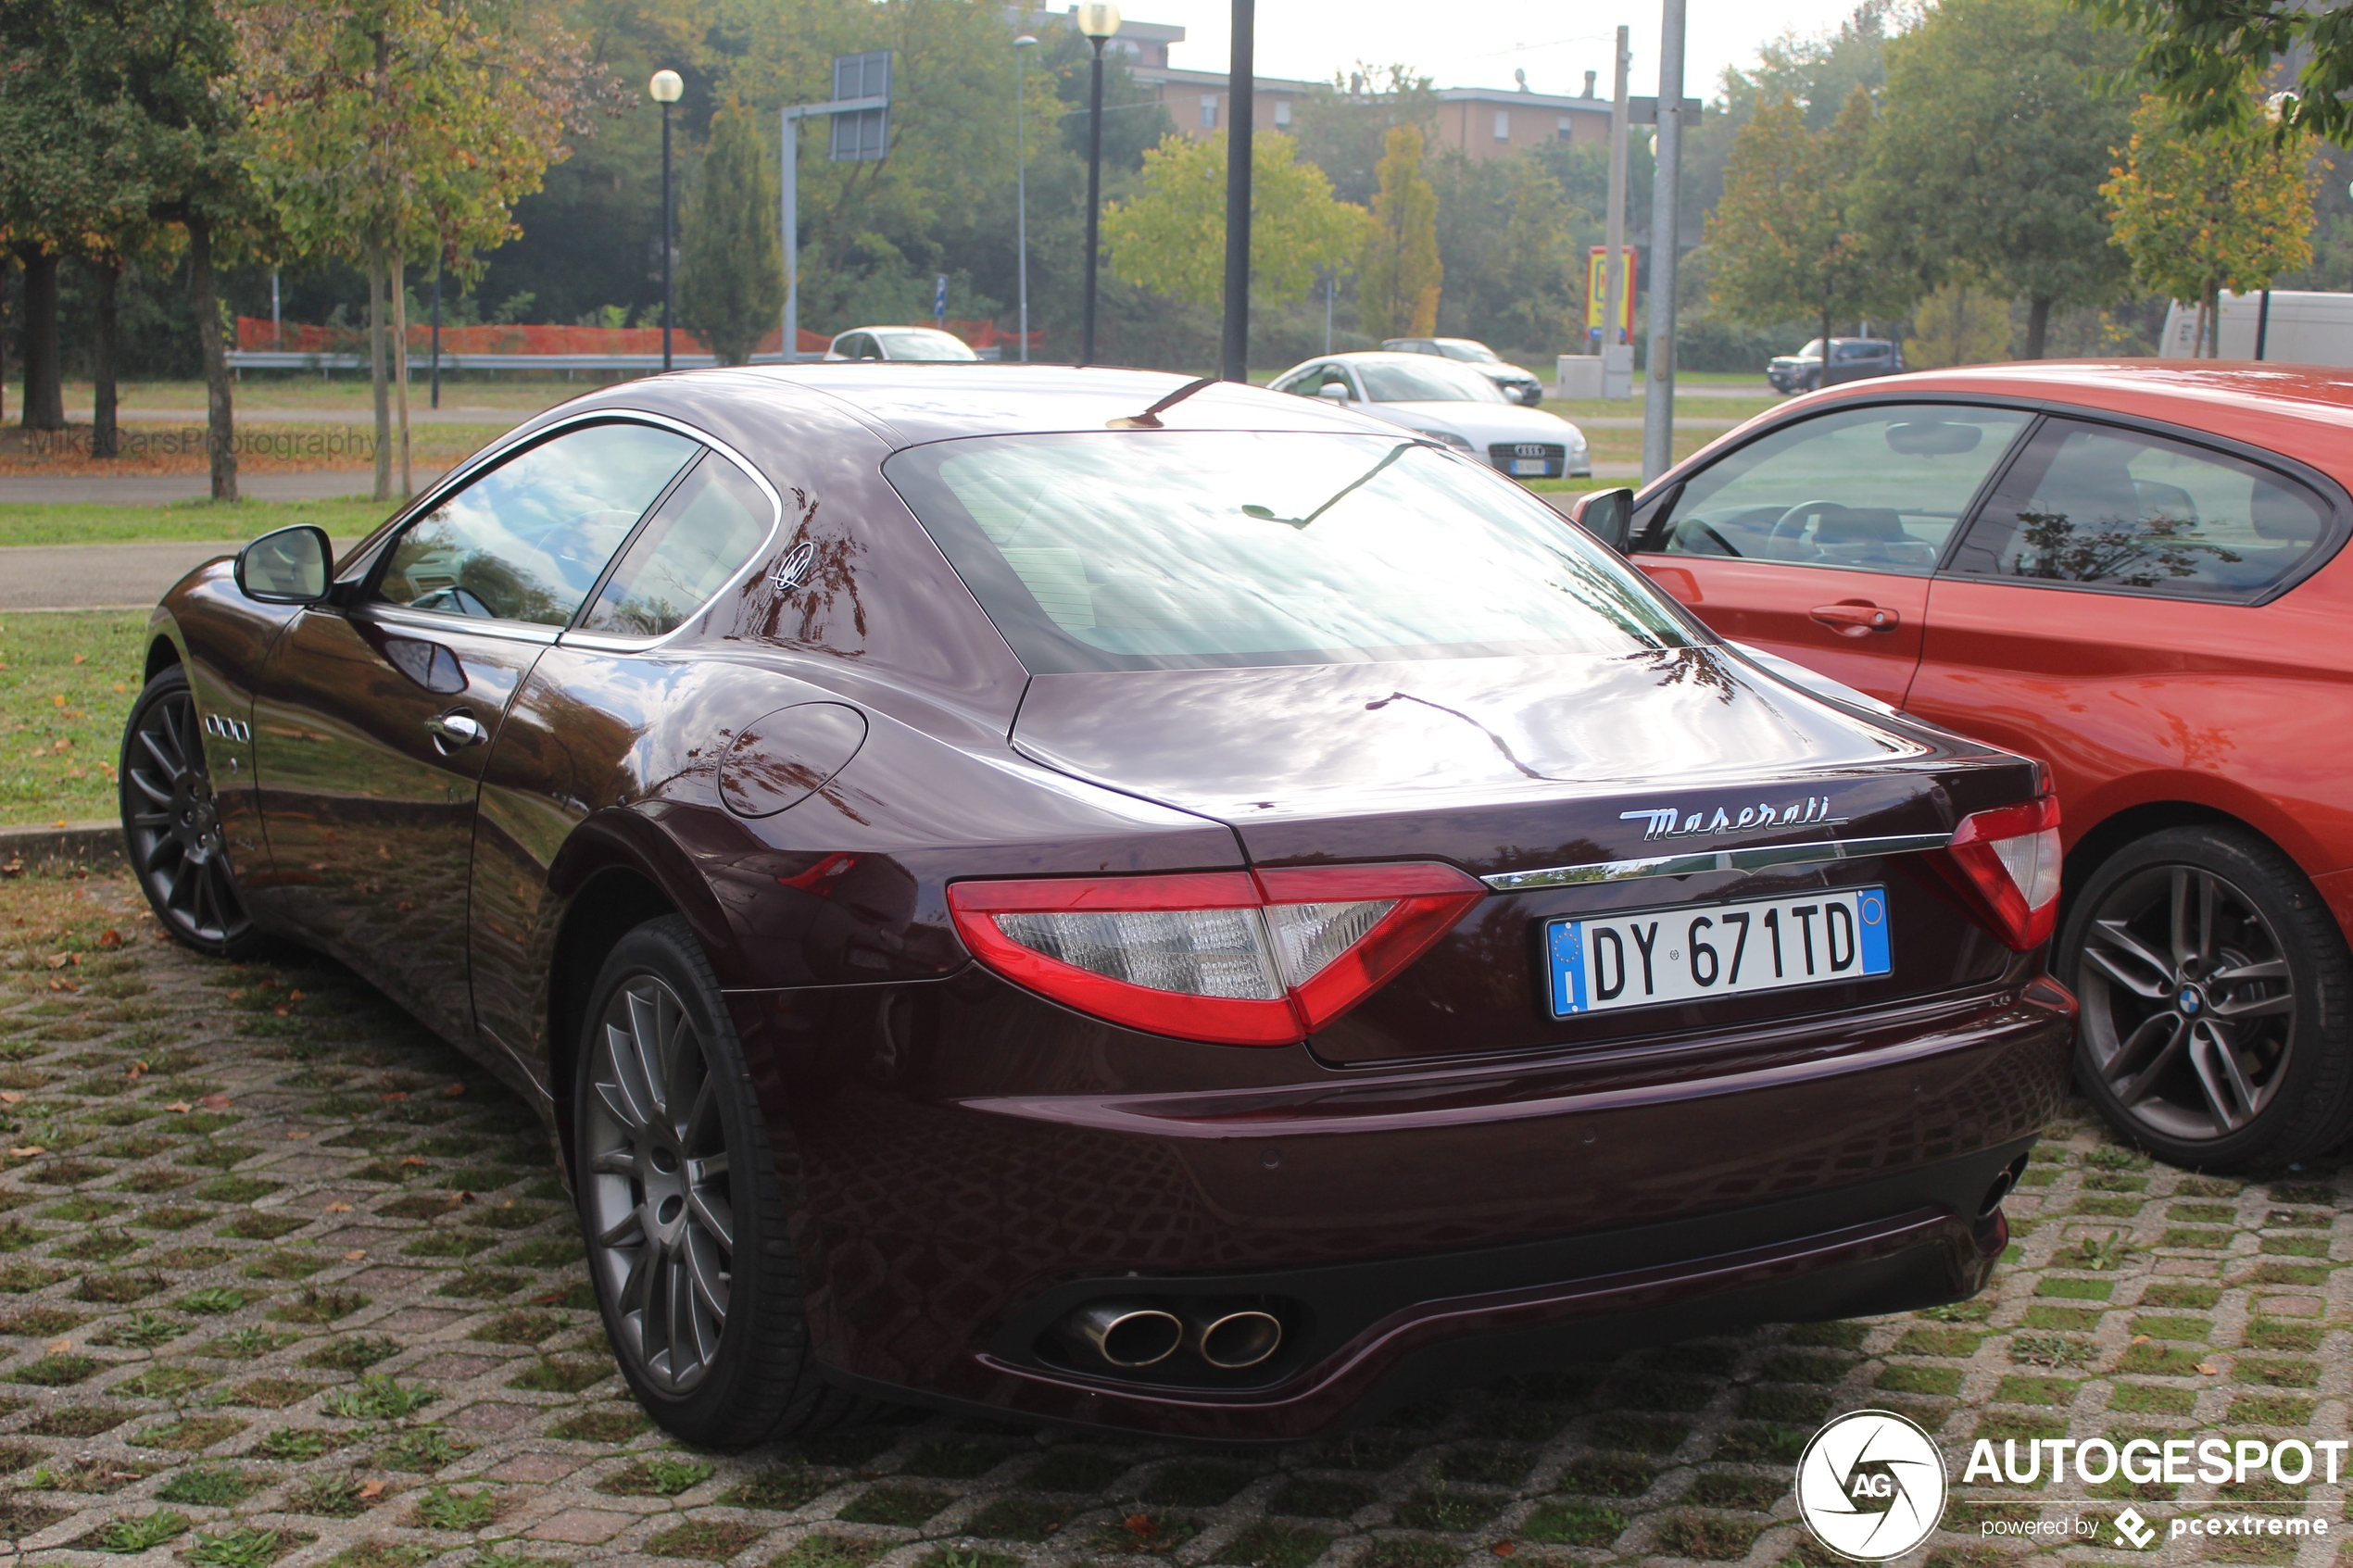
[236,319,1043,357]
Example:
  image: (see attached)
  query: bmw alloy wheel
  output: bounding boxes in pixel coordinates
[582,973,736,1394]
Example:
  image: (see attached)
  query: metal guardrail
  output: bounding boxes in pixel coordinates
[225,347,999,371]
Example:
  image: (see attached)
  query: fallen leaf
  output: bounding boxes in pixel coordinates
[70,654,84,665]
[1123,1514,1159,1541]
[44,1338,69,1353]
[2198,1362,2221,1375]
[272,1006,289,1017]
[442,1083,465,1098]
[123,1061,146,1082]
[399,1155,428,1167]
[45,978,76,993]
[286,1129,309,1141]
[0,1092,21,1107]
[198,1095,232,1110]
[227,989,243,1001]
[379,1092,409,1103]
[323,1201,352,1213]
[288,989,304,1002]
[168,1100,192,1113]
[358,1480,384,1500]
[343,1249,366,1261]
[95,929,120,949]
[1491,1544,1517,1559]
[7,1148,43,1159]
[2131,1334,2151,1346]
[44,953,69,969]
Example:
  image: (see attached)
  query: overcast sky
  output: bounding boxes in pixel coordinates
[1119,0,1870,105]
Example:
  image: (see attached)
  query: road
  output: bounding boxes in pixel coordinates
[1,538,360,611]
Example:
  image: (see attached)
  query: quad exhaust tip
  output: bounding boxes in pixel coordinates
[1057,1298,1287,1374]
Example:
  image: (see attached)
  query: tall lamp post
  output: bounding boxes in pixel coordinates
[1219,0,1253,383]
[1014,33,1037,362]
[1076,2,1121,366]
[650,69,684,371]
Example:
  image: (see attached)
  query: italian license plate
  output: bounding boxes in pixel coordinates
[1544,885,1892,1017]
[1511,457,1549,476]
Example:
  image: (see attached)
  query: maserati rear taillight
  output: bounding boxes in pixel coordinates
[1936,794,2063,950]
[948,864,1484,1045]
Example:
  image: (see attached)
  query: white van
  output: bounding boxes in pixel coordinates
[2158,290,2353,364]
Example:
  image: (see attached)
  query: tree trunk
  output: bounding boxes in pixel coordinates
[91,260,120,460]
[2022,296,2053,360]
[16,246,65,431]
[188,218,237,503]
[391,253,412,497]
[1819,303,1833,381]
[368,243,391,503]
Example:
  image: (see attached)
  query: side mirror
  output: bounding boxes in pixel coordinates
[1315,383,1351,403]
[235,524,333,604]
[1570,487,1635,553]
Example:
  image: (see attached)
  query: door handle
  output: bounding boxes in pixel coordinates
[1810,601,1901,637]
[425,710,489,753]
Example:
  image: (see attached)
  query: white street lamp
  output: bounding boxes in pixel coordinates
[650,70,685,372]
[1076,2,1122,364]
[1015,34,1038,363]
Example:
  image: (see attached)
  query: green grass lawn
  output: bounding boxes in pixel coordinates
[0,609,149,828]
[0,497,394,550]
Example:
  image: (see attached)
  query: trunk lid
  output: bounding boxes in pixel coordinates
[1011,649,2039,1064]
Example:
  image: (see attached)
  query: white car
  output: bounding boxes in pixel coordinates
[825,326,980,362]
[1268,353,1590,477]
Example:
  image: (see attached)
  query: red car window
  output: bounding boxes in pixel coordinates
[1944,418,2333,602]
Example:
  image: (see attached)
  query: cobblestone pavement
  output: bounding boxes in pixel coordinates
[0,868,2346,1568]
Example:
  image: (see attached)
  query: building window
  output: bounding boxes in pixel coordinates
[1556,117,1573,142]
[1275,99,1291,128]
[1202,95,1218,130]
[1493,108,1511,142]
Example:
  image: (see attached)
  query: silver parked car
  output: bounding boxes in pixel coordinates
[1380,336,1545,406]
[1271,353,1590,478]
[825,326,980,362]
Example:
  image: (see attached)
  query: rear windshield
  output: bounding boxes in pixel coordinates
[883,431,1695,672]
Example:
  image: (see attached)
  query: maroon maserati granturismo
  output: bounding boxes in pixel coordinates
[124,366,2074,1446]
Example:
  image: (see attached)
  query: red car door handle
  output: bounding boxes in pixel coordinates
[1811,601,1901,636]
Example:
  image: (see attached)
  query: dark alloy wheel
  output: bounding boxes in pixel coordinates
[2064,826,2353,1171]
[120,666,258,956]
[573,916,876,1445]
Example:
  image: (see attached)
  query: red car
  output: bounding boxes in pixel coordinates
[1592,362,2351,1171]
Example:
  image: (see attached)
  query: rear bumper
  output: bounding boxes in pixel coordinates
[734,976,2071,1438]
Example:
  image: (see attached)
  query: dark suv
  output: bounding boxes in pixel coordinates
[1767,337,1906,395]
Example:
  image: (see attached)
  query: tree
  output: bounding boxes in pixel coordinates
[1291,64,1439,206]
[1864,0,2137,358]
[1904,283,2014,366]
[238,0,614,500]
[1357,123,1441,340]
[2102,94,2318,355]
[1429,151,1590,351]
[2076,0,2353,142]
[678,103,784,366]
[1101,131,1364,310]
[1704,89,1883,354]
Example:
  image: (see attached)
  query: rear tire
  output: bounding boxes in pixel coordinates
[119,666,263,958]
[573,915,875,1446]
[2061,825,2353,1172]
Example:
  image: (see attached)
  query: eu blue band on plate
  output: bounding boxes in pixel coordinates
[1856,888,1890,974]
[1550,920,1587,1015]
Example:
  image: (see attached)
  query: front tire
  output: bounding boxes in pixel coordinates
[2062,825,2353,1171]
[573,915,866,1446]
[120,665,260,957]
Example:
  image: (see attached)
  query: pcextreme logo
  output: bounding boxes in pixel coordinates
[1793,1411,1948,1562]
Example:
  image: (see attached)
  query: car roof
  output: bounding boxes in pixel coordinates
[1734,359,2353,489]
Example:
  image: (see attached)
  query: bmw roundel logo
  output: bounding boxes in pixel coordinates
[2178,987,2202,1015]
[1793,1409,1947,1561]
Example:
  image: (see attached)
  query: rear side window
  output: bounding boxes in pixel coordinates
[1944,419,2333,601]
[580,452,774,636]
[1639,404,2032,575]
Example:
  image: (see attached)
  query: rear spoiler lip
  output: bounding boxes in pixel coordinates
[1482,829,1957,893]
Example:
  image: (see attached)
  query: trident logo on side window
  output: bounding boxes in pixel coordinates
[772,541,817,594]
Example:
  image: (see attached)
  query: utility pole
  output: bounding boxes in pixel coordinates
[1220,0,1255,383]
[783,55,892,364]
[1640,0,1687,483]
[1601,26,1632,400]
[1015,33,1037,361]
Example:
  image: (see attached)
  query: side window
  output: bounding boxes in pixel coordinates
[1636,404,2032,575]
[1945,419,2333,601]
[374,423,698,625]
[1270,367,1315,395]
[580,452,775,636]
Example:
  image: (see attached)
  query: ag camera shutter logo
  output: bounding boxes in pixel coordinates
[1794,1410,1948,1561]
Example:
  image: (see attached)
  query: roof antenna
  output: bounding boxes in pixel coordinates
[1107,375,1219,430]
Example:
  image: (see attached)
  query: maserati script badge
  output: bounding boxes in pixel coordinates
[772,541,817,593]
[1622,796,1844,840]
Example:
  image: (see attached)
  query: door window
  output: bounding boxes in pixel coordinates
[373,422,698,625]
[1638,404,2032,574]
[1943,418,2333,601]
[580,453,775,636]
